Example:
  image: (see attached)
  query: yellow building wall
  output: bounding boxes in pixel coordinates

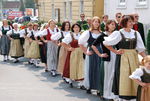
[37,0,104,23]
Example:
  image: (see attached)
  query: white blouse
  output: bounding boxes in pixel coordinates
[103,29,145,53]
[27,30,40,37]
[78,30,100,45]
[129,67,150,81]
[51,31,70,41]
[0,26,12,35]
[7,29,20,36]
[0,26,12,31]
[62,33,81,44]
[40,27,60,37]
[19,28,33,37]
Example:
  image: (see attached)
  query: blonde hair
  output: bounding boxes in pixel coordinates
[48,19,56,26]
[2,19,8,25]
[27,22,33,27]
[141,55,150,66]
[89,16,101,32]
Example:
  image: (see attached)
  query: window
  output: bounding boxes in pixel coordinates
[69,1,72,21]
[80,0,84,14]
[136,0,148,8]
[55,8,60,22]
[64,2,67,20]
[118,0,126,8]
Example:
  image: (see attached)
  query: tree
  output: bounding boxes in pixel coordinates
[25,0,35,8]
[20,0,25,15]
[147,30,150,54]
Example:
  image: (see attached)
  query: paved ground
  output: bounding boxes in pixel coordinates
[0,56,100,101]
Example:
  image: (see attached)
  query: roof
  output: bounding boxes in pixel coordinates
[3,1,21,9]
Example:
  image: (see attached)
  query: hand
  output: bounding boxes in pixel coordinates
[38,42,43,45]
[86,50,93,56]
[44,40,48,43]
[115,49,124,55]
[57,43,61,46]
[68,47,75,51]
[99,53,108,58]
[140,82,149,87]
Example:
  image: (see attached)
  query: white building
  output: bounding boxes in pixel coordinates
[104,0,150,35]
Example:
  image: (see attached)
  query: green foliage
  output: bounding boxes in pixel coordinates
[147,30,150,54]
[25,0,35,8]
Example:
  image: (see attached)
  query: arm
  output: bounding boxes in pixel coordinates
[104,45,124,55]
[92,45,108,57]
[79,44,88,54]
[61,42,74,51]
[133,79,149,87]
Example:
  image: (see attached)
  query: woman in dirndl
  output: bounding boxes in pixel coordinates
[0,19,12,61]
[20,22,33,63]
[92,20,118,100]
[26,23,40,67]
[7,23,23,63]
[61,23,84,87]
[51,21,71,76]
[79,17,103,96]
[103,15,146,101]
[40,20,60,76]
[38,23,49,72]
[129,55,150,101]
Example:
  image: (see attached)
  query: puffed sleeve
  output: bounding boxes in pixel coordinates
[62,34,72,44]
[27,32,31,37]
[51,32,62,41]
[78,30,90,45]
[129,68,143,81]
[136,31,146,53]
[40,29,48,36]
[6,30,12,36]
[19,29,25,37]
[103,31,122,46]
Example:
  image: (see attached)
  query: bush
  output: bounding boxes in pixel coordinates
[147,30,150,54]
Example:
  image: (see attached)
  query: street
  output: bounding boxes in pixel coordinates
[0,56,100,101]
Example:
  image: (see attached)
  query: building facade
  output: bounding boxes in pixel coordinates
[36,0,104,23]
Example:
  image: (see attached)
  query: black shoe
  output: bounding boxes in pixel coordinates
[14,60,19,63]
[45,69,49,72]
[86,89,91,94]
[80,85,86,90]
[69,83,73,88]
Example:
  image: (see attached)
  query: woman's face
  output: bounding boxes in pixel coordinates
[145,62,150,70]
[108,22,116,32]
[49,21,56,28]
[3,20,8,26]
[65,23,70,31]
[92,19,100,29]
[126,19,134,29]
[73,25,80,33]
[13,24,18,30]
[34,25,38,30]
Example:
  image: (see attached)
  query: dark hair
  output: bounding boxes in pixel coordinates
[105,20,116,31]
[116,12,122,17]
[71,23,81,32]
[120,15,134,28]
[61,21,71,31]
[80,13,85,17]
[102,15,108,19]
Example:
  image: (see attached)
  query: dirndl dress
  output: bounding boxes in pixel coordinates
[112,32,139,100]
[0,26,11,55]
[87,31,104,94]
[137,69,150,101]
[9,31,23,58]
